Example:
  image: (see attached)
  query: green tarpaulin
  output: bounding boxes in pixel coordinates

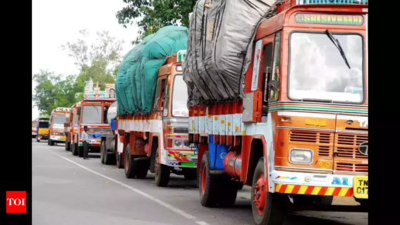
[116,26,188,115]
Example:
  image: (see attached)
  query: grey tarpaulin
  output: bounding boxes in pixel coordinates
[183,0,275,107]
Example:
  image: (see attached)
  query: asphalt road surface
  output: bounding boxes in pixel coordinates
[33,139,368,225]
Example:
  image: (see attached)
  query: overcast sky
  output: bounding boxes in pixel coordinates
[32,0,139,120]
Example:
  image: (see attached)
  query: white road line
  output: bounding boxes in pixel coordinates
[48,149,209,225]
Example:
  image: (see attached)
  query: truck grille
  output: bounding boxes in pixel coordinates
[174,127,189,134]
[336,162,368,173]
[289,131,332,157]
[335,134,368,159]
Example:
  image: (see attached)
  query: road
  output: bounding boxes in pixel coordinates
[33,139,368,225]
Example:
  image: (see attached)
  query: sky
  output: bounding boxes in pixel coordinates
[32,0,140,120]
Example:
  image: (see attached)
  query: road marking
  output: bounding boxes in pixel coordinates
[48,149,209,225]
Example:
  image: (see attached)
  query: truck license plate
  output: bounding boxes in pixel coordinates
[353,176,368,199]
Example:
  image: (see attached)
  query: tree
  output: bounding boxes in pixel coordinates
[33,70,81,115]
[116,0,196,44]
[61,30,124,86]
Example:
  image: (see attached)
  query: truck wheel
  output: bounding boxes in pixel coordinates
[252,158,286,225]
[72,143,78,156]
[135,160,149,179]
[199,151,217,207]
[50,140,54,146]
[104,145,116,165]
[237,182,244,190]
[216,177,238,207]
[100,141,105,164]
[65,141,70,151]
[116,151,123,169]
[124,144,136,178]
[78,146,84,158]
[155,149,170,187]
[183,168,197,180]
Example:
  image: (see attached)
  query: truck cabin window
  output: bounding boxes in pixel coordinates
[172,75,188,117]
[38,122,49,128]
[53,114,66,125]
[104,106,109,124]
[289,32,364,103]
[74,113,79,125]
[81,105,102,124]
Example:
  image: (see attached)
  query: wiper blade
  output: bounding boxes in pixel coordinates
[300,98,333,103]
[325,30,351,69]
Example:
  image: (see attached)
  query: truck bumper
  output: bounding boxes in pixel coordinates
[50,135,66,142]
[38,135,48,140]
[271,170,368,199]
[160,149,197,168]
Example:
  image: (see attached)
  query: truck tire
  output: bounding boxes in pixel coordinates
[104,145,116,165]
[50,140,54,146]
[72,143,78,156]
[116,151,123,169]
[183,168,197,180]
[237,182,244,190]
[155,148,170,187]
[124,144,136,178]
[100,141,105,164]
[78,146,84,158]
[252,158,286,225]
[37,137,40,142]
[134,160,149,179]
[65,141,70,151]
[215,176,238,207]
[199,151,218,207]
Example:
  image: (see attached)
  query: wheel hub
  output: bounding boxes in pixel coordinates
[253,173,266,215]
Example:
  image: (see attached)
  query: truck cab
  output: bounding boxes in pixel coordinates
[69,99,115,157]
[48,107,70,146]
[36,116,49,142]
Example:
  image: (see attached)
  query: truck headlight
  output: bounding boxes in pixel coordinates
[289,149,313,164]
[173,139,182,147]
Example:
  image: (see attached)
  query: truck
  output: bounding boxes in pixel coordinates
[105,51,197,186]
[184,0,368,224]
[48,107,70,146]
[68,79,116,157]
[64,102,80,151]
[32,120,38,138]
[36,115,49,142]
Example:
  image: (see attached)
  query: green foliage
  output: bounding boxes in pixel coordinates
[33,70,81,115]
[33,30,124,116]
[116,0,196,44]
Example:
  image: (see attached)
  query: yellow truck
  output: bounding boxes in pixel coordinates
[36,115,49,142]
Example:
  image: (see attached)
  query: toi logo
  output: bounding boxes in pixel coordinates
[6,191,26,213]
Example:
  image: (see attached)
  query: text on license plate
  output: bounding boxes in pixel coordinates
[353,176,368,199]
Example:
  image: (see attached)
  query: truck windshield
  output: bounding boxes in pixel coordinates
[288,32,364,103]
[172,75,188,117]
[81,105,102,124]
[53,114,65,125]
[38,122,48,128]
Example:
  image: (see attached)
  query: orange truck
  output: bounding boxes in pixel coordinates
[108,52,197,186]
[48,107,70,146]
[66,80,116,157]
[64,102,80,151]
[186,0,368,224]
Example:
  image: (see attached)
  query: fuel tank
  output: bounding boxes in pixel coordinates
[223,151,242,178]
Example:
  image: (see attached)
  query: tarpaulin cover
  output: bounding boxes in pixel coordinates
[183,0,275,107]
[116,26,188,115]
